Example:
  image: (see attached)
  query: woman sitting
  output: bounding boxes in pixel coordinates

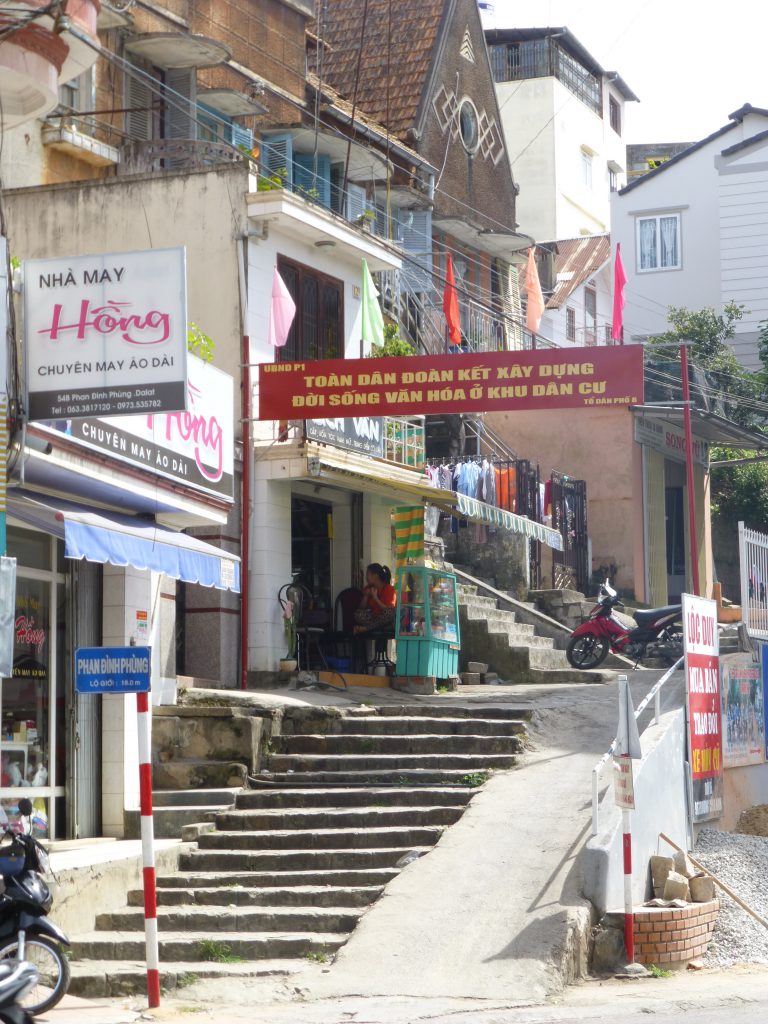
[354,563,396,634]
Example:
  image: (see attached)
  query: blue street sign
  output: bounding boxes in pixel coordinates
[75,646,151,694]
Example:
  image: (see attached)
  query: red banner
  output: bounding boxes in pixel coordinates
[683,594,723,822]
[257,346,644,420]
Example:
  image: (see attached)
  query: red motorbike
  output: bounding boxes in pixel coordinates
[566,581,683,669]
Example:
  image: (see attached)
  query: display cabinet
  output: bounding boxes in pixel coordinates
[395,567,460,678]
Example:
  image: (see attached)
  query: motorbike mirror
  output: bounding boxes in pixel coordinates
[17,798,33,817]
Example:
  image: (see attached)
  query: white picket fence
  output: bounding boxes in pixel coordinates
[738,521,768,639]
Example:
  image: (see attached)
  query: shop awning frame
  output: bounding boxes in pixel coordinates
[631,405,768,450]
[310,456,563,551]
[7,490,240,593]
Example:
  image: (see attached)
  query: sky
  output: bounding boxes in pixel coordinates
[489,0,766,144]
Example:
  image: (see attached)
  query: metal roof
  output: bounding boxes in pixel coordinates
[543,235,611,309]
[631,406,768,450]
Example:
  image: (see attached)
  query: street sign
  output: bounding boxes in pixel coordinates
[682,594,723,822]
[613,754,635,809]
[75,646,151,694]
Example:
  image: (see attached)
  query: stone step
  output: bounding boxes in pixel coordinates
[526,668,616,685]
[235,786,473,810]
[197,825,445,851]
[214,805,465,832]
[252,768,506,786]
[459,595,503,612]
[179,847,432,872]
[373,705,531,720]
[490,630,553,649]
[124,806,222,840]
[128,884,383,909]
[96,905,362,934]
[157,868,399,889]
[266,752,519,773]
[69,959,301,999]
[153,788,240,808]
[275,734,523,756]
[71,931,348,963]
[153,760,248,790]
[513,645,568,669]
[332,716,525,737]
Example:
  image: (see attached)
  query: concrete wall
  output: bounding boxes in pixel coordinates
[583,708,689,915]
[720,762,768,831]
[486,405,644,597]
[540,261,612,348]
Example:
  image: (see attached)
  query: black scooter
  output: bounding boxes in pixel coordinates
[0,961,38,1024]
[0,799,70,1015]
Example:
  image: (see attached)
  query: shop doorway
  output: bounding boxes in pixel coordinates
[665,483,686,602]
[291,497,332,613]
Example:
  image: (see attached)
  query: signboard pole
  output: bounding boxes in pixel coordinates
[680,342,700,596]
[137,690,160,1008]
[614,675,642,965]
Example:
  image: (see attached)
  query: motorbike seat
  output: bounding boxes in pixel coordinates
[633,604,681,625]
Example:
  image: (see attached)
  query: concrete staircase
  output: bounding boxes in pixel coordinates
[68,703,528,996]
[458,582,613,684]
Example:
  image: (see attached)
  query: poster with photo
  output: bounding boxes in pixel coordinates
[721,652,765,768]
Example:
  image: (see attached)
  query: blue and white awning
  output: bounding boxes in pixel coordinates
[7,490,240,593]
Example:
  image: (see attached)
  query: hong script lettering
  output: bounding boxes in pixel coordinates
[39,299,171,346]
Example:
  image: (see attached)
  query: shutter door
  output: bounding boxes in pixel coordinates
[164,68,196,140]
[293,153,332,208]
[398,209,432,295]
[68,561,102,838]
[125,66,153,141]
[261,133,293,186]
[231,123,254,151]
[644,447,668,606]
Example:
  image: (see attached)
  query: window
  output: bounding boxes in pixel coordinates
[276,256,343,362]
[59,69,92,113]
[637,213,681,271]
[581,150,593,189]
[459,99,480,154]
[566,307,576,342]
[609,167,618,192]
[584,288,597,345]
[609,95,621,136]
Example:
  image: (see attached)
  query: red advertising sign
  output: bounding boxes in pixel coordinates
[683,594,723,822]
[258,345,643,420]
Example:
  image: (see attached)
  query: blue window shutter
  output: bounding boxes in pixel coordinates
[346,183,367,222]
[293,153,331,208]
[231,124,253,150]
[399,209,433,294]
[261,133,293,186]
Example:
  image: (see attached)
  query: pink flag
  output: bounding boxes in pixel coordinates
[524,247,545,334]
[611,243,627,344]
[267,267,296,347]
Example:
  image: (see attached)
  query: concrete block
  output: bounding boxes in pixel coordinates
[673,850,696,879]
[460,672,481,685]
[467,661,488,673]
[651,855,674,891]
[663,871,690,901]
[689,874,715,902]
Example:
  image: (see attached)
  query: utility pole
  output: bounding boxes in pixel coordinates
[680,340,700,596]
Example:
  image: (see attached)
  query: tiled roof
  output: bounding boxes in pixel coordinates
[311,0,446,141]
[543,235,611,309]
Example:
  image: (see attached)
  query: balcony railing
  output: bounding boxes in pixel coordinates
[119,138,243,176]
[490,38,602,115]
[384,416,425,470]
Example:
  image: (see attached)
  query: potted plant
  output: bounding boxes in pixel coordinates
[280,599,298,673]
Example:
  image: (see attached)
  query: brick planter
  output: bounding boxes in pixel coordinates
[633,900,719,966]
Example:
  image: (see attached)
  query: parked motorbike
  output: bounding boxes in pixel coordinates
[0,960,39,1024]
[0,799,70,1015]
[566,581,683,669]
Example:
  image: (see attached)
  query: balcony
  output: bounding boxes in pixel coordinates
[252,416,424,471]
[119,138,243,176]
[489,36,602,115]
[42,114,121,167]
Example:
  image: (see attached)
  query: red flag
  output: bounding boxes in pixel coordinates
[612,243,627,343]
[524,247,545,335]
[443,253,462,348]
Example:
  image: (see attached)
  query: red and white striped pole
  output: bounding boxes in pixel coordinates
[622,806,634,963]
[137,691,160,1008]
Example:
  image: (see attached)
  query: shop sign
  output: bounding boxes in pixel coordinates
[683,593,723,822]
[23,247,188,421]
[258,346,643,420]
[306,417,384,457]
[38,355,234,500]
[634,415,709,466]
[613,755,635,809]
[720,651,765,767]
[764,644,768,761]
[13,580,47,680]
[75,646,151,694]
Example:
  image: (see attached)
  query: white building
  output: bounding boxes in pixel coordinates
[485,27,637,241]
[536,234,612,348]
[611,103,768,369]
